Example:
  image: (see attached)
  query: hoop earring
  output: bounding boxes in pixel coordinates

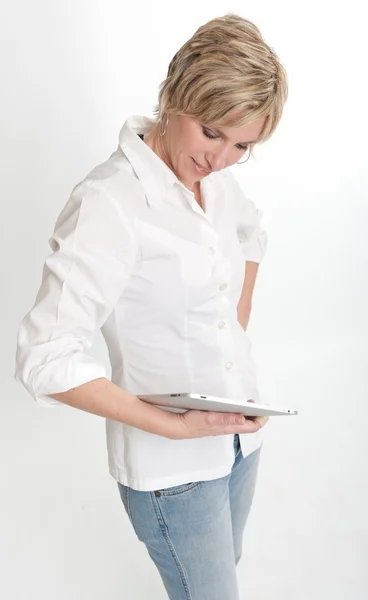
[159,114,169,137]
[237,149,251,164]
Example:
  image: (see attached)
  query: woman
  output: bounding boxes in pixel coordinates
[15,13,287,600]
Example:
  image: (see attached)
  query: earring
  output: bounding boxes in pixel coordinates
[237,148,251,164]
[159,114,169,137]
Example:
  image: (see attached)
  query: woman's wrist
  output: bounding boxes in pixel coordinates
[129,396,183,439]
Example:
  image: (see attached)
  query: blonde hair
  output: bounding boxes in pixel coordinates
[154,14,288,147]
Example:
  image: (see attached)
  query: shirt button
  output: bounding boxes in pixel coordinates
[218,321,226,329]
[226,362,234,370]
[208,246,217,256]
[219,283,228,292]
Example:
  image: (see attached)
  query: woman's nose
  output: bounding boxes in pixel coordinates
[207,148,230,171]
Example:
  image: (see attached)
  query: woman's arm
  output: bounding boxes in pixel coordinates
[237,261,259,330]
[14,182,138,406]
[49,378,181,438]
[50,377,267,439]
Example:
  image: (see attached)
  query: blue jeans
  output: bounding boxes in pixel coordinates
[117,436,261,600]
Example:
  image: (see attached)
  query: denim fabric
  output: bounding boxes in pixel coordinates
[117,436,261,600]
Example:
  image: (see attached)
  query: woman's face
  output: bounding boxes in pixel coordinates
[161,114,266,190]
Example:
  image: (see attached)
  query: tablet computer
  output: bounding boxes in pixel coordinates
[138,393,298,417]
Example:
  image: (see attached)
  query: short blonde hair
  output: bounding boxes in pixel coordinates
[155,14,288,146]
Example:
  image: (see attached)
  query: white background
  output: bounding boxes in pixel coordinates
[1,1,367,598]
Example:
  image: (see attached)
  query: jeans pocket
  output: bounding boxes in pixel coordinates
[157,481,201,497]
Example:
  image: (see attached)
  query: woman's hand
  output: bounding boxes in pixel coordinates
[169,407,268,440]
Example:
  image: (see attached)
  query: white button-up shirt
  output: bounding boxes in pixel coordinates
[15,115,268,491]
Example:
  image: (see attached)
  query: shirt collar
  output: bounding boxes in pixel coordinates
[118,115,222,210]
[118,115,181,209]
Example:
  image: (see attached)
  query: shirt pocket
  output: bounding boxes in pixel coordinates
[137,221,214,286]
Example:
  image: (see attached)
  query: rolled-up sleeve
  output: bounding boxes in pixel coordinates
[14,181,138,406]
[225,170,267,263]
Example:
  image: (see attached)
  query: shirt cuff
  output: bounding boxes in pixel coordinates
[20,356,108,407]
[239,230,268,263]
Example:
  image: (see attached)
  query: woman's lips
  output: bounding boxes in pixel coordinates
[191,157,211,174]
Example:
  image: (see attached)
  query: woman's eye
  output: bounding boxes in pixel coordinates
[202,127,217,139]
[202,126,249,152]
